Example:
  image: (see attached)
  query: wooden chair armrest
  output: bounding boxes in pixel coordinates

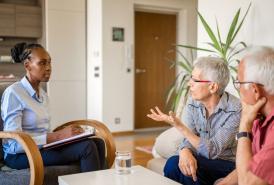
[0,131,44,185]
[54,119,116,167]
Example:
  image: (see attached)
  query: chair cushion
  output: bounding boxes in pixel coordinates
[0,165,80,185]
[0,168,30,185]
[44,165,80,185]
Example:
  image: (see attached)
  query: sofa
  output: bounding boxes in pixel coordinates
[147,127,184,175]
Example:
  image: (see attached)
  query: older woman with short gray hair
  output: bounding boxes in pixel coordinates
[147,56,241,185]
[194,57,230,95]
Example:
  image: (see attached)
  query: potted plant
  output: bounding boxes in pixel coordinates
[166,3,251,113]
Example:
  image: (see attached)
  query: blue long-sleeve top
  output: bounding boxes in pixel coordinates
[1,76,50,158]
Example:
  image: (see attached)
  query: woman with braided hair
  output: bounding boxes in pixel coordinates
[1,43,105,172]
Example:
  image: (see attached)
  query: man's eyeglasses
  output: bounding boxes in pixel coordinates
[233,80,264,90]
[190,76,212,83]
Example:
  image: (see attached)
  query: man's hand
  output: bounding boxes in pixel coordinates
[147,106,183,128]
[240,97,266,132]
[179,148,197,182]
[47,125,84,143]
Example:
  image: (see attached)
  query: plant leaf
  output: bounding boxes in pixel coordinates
[215,18,225,56]
[166,72,189,105]
[198,11,222,52]
[227,41,247,61]
[224,8,241,55]
[173,80,187,111]
[229,66,238,74]
[176,61,192,72]
[230,3,251,46]
[165,73,185,105]
[166,73,190,110]
[175,48,193,68]
[177,44,215,53]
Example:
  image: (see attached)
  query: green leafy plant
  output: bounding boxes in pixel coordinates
[166,3,251,112]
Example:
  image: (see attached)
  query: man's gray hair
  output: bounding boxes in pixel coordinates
[242,46,274,95]
[194,56,230,95]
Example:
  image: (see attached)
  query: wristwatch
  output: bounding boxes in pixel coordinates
[235,132,252,141]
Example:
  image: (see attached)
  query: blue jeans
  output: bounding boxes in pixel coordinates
[4,139,106,172]
[164,155,235,185]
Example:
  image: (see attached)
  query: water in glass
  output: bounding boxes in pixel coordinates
[115,151,132,174]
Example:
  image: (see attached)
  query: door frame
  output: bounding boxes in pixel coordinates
[133,4,189,129]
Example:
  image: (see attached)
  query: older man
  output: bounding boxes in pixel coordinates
[218,46,274,185]
[147,57,241,185]
[236,46,274,185]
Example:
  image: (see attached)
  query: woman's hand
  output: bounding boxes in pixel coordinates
[58,125,84,139]
[179,148,197,182]
[47,125,84,143]
[147,106,183,128]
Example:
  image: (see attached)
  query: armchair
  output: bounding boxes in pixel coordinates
[0,81,116,185]
[0,80,116,185]
[0,131,44,185]
[0,119,116,185]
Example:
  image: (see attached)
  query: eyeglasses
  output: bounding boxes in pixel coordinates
[190,76,212,83]
[233,80,264,90]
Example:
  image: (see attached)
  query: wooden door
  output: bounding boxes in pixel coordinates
[135,12,176,129]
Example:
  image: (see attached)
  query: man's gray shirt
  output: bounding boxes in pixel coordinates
[179,92,241,161]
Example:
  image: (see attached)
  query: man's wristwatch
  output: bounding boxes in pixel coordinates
[235,132,252,141]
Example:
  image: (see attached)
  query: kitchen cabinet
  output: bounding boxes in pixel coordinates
[0,3,42,38]
[0,4,16,36]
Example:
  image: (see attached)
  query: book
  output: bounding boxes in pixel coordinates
[43,127,95,149]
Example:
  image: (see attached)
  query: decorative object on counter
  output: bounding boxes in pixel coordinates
[0,56,12,63]
[0,74,15,80]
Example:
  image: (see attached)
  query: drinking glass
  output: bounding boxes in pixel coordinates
[115,151,132,174]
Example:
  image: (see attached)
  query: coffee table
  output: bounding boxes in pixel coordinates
[58,165,181,185]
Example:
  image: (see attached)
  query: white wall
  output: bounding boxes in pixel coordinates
[198,0,274,95]
[87,0,197,132]
[87,0,103,122]
[88,0,135,132]
[198,0,274,47]
[45,0,86,129]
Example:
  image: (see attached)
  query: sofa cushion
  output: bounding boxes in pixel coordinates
[146,157,167,175]
[154,127,184,159]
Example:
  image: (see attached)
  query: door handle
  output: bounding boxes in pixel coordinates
[135,68,146,74]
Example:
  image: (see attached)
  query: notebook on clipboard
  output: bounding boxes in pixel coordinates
[43,127,95,150]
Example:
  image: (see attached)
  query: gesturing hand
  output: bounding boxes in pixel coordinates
[147,106,182,127]
[179,148,197,182]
